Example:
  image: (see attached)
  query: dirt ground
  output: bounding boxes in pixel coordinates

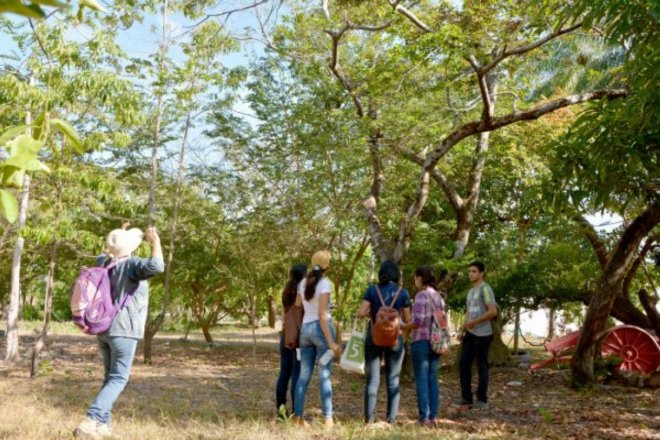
[0,327,658,439]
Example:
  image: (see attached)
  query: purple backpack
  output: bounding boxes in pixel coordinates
[70,261,136,335]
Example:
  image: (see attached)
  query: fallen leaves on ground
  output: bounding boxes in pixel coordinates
[0,329,658,439]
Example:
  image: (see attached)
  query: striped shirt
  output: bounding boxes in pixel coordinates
[411,288,444,344]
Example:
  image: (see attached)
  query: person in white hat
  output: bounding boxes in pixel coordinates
[74,224,164,440]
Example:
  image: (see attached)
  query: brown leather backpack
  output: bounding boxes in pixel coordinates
[283,305,304,349]
[371,285,403,347]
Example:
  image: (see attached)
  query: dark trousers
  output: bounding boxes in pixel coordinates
[276,334,300,412]
[364,333,405,423]
[459,331,493,403]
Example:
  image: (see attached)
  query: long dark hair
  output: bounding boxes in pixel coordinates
[415,265,437,290]
[283,264,306,308]
[378,260,400,286]
[304,267,325,301]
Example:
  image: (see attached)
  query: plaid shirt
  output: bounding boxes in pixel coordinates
[411,288,443,344]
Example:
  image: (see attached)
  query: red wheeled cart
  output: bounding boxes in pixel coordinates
[530,325,660,374]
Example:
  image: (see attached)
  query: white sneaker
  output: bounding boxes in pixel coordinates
[73,417,112,439]
[96,422,113,438]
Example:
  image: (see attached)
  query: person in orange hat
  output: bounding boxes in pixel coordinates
[292,250,340,428]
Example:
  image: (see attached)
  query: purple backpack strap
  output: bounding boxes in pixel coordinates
[105,258,138,312]
[115,285,138,311]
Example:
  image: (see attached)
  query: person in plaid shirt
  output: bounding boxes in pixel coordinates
[408,265,445,426]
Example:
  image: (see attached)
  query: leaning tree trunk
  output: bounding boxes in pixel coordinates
[30,164,63,377]
[5,93,35,363]
[638,289,660,335]
[30,240,56,377]
[571,200,660,387]
[201,322,213,343]
[5,175,30,363]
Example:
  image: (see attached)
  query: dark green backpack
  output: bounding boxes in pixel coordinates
[480,285,500,323]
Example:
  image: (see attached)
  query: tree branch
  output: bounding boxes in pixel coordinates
[425,89,627,168]
[480,22,583,74]
[326,26,365,117]
[638,289,660,334]
[604,200,660,287]
[469,55,493,122]
[322,0,330,20]
[388,0,431,33]
[188,0,271,29]
[390,142,463,210]
[392,89,626,261]
[622,237,655,297]
[574,214,609,270]
[362,195,393,261]
[346,19,394,32]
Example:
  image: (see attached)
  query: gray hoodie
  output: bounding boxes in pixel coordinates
[96,255,165,339]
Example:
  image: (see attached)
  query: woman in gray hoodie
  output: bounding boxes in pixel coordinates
[74,225,164,440]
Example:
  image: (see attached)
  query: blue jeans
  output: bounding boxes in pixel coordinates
[364,332,405,423]
[412,340,440,422]
[276,333,300,412]
[87,335,138,424]
[459,331,493,403]
[293,320,335,419]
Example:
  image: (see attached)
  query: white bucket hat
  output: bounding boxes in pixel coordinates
[105,227,143,258]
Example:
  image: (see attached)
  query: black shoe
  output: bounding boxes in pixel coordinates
[452,398,473,407]
[472,401,488,410]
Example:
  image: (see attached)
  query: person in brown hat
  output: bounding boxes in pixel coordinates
[292,250,340,428]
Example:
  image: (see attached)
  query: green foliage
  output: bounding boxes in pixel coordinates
[0,0,104,21]
[548,0,659,213]
[0,0,65,19]
[0,127,49,223]
[0,189,18,222]
[537,407,554,423]
[0,0,653,336]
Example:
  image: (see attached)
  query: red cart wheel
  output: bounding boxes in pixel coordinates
[601,325,660,374]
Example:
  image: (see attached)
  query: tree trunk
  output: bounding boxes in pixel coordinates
[143,111,191,364]
[250,293,258,359]
[488,319,511,366]
[5,173,31,363]
[333,320,342,346]
[147,0,168,223]
[30,242,56,377]
[452,208,472,259]
[638,289,660,334]
[30,170,63,377]
[548,307,556,340]
[142,6,172,363]
[571,200,660,387]
[143,321,155,364]
[183,320,193,341]
[513,308,520,354]
[201,323,213,343]
[611,295,652,328]
[5,89,35,363]
[267,294,276,329]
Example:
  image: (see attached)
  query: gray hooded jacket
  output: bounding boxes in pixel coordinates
[96,255,165,339]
